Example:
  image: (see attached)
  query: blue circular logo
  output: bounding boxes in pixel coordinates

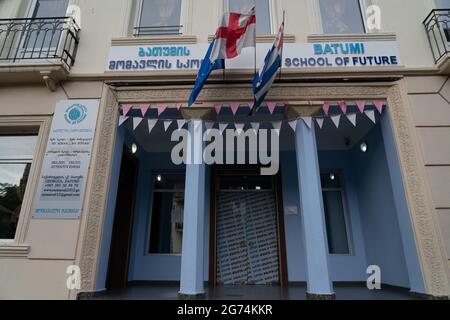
[64,104,87,125]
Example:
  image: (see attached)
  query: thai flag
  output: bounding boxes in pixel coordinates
[253,22,284,109]
[189,7,256,106]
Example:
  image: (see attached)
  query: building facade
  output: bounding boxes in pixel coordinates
[0,0,450,300]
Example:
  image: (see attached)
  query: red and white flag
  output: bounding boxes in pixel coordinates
[211,7,256,60]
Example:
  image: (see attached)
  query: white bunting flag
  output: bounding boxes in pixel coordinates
[347,113,357,127]
[133,117,143,130]
[301,117,312,129]
[365,110,376,124]
[234,123,245,134]
[118,116,129,127]
[331,114,341,128]
[205,121,214,131]
[316,118,324,129]
[164,120,173,132]
[147,119,157,134]
[177,119,186,130]
[272,121,282,135]
[289,120,297,132]
[219,123,228,135]
[251,122,260,134]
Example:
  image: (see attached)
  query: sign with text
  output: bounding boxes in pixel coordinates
[106,41,401,72]
[32,100,100,219]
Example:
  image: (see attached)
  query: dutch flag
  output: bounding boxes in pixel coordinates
[253,21,285,109]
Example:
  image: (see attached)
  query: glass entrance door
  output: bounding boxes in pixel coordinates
[215,173,280,285]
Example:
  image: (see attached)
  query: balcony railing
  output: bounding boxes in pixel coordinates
[424,9,450,63]
[133,25,183,37]
[0,17,80,69]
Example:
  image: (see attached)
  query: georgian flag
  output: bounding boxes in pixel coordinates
[211,7,256,60]
[253,21,284,109]
[188,7,256,106]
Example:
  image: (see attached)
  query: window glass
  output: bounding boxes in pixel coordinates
[137,0,182,36]
[321,173,350,254]
[436,0,450,9]
[229,0,271,35]
[32,0,69,18]
[319,0,365,34]
[0,135,37,240]
[149,173,185,254]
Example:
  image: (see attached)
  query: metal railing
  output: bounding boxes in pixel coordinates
[134,25,183,37]
[0,17,80,68]
[424,9,450,63]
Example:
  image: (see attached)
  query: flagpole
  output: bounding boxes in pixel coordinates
[278,10,285,81]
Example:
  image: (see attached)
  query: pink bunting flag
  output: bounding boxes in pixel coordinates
[230,103,240,115]
[267,102,277,114]
[356,100,366,113]
[215,104,222,115]
[156,104,168,116]
[338,100,347,114]
[121,104,132,116]
[248,101,255,110]
[139,104,150,117]
[323,102,330,115]
[176,103,183,110]
[373,100,384,114]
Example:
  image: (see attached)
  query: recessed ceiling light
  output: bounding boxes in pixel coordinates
[131,143,138,154]
[330,173,335,181]
[360,142,368,153]
[156,174,162,182]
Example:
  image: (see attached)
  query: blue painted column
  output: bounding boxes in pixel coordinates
[295,119,335,299]
[179,120,206,297]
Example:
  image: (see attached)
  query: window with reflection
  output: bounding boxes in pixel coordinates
[136,0,182,36]
[149,173,185,254]
[321,173,351,254]
[319,0,365,34]
[0,135,38,240]
[228,0,271,35]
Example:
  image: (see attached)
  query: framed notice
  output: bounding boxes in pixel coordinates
[32,100,100,219]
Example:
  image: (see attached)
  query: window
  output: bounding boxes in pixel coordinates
[321,173,351,254]
[148,173,185,254]
[228,0,271,35]
[436,0,450,9]
[136,0,183,36]
[24,0,70,52]
[0,135,37,240]
[318,0,365,34]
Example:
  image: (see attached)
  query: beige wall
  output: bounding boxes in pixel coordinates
[407,76,450,268]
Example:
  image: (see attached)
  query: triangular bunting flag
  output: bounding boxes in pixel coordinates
[316,118,324,129]
[139,104,150,117]
[147,119,157,134]
[234,123,245,134]
[205,121,214,131]
[219,123,228,134]
[347,113,357,127]
[230,103,240,115]
[176,103,183,110]
[331,115,341,128]
[365,110,376,123]
[251,122,260,132]
[272,121,282,135]
[157,104,168,116]
[301,117,312,129]
[338,101,347,114]
[373,100,384,114]
[133,117,143,130]
[267,102,277,114]
[121,104,132,116]
[323,102,330,115]
[118,115,129,127]
[177,119,186,130]
[215,104,222,115]
[164,120,173,132]
[248,101,255,110]
[356,100,366,113]
[289,120,298,132]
